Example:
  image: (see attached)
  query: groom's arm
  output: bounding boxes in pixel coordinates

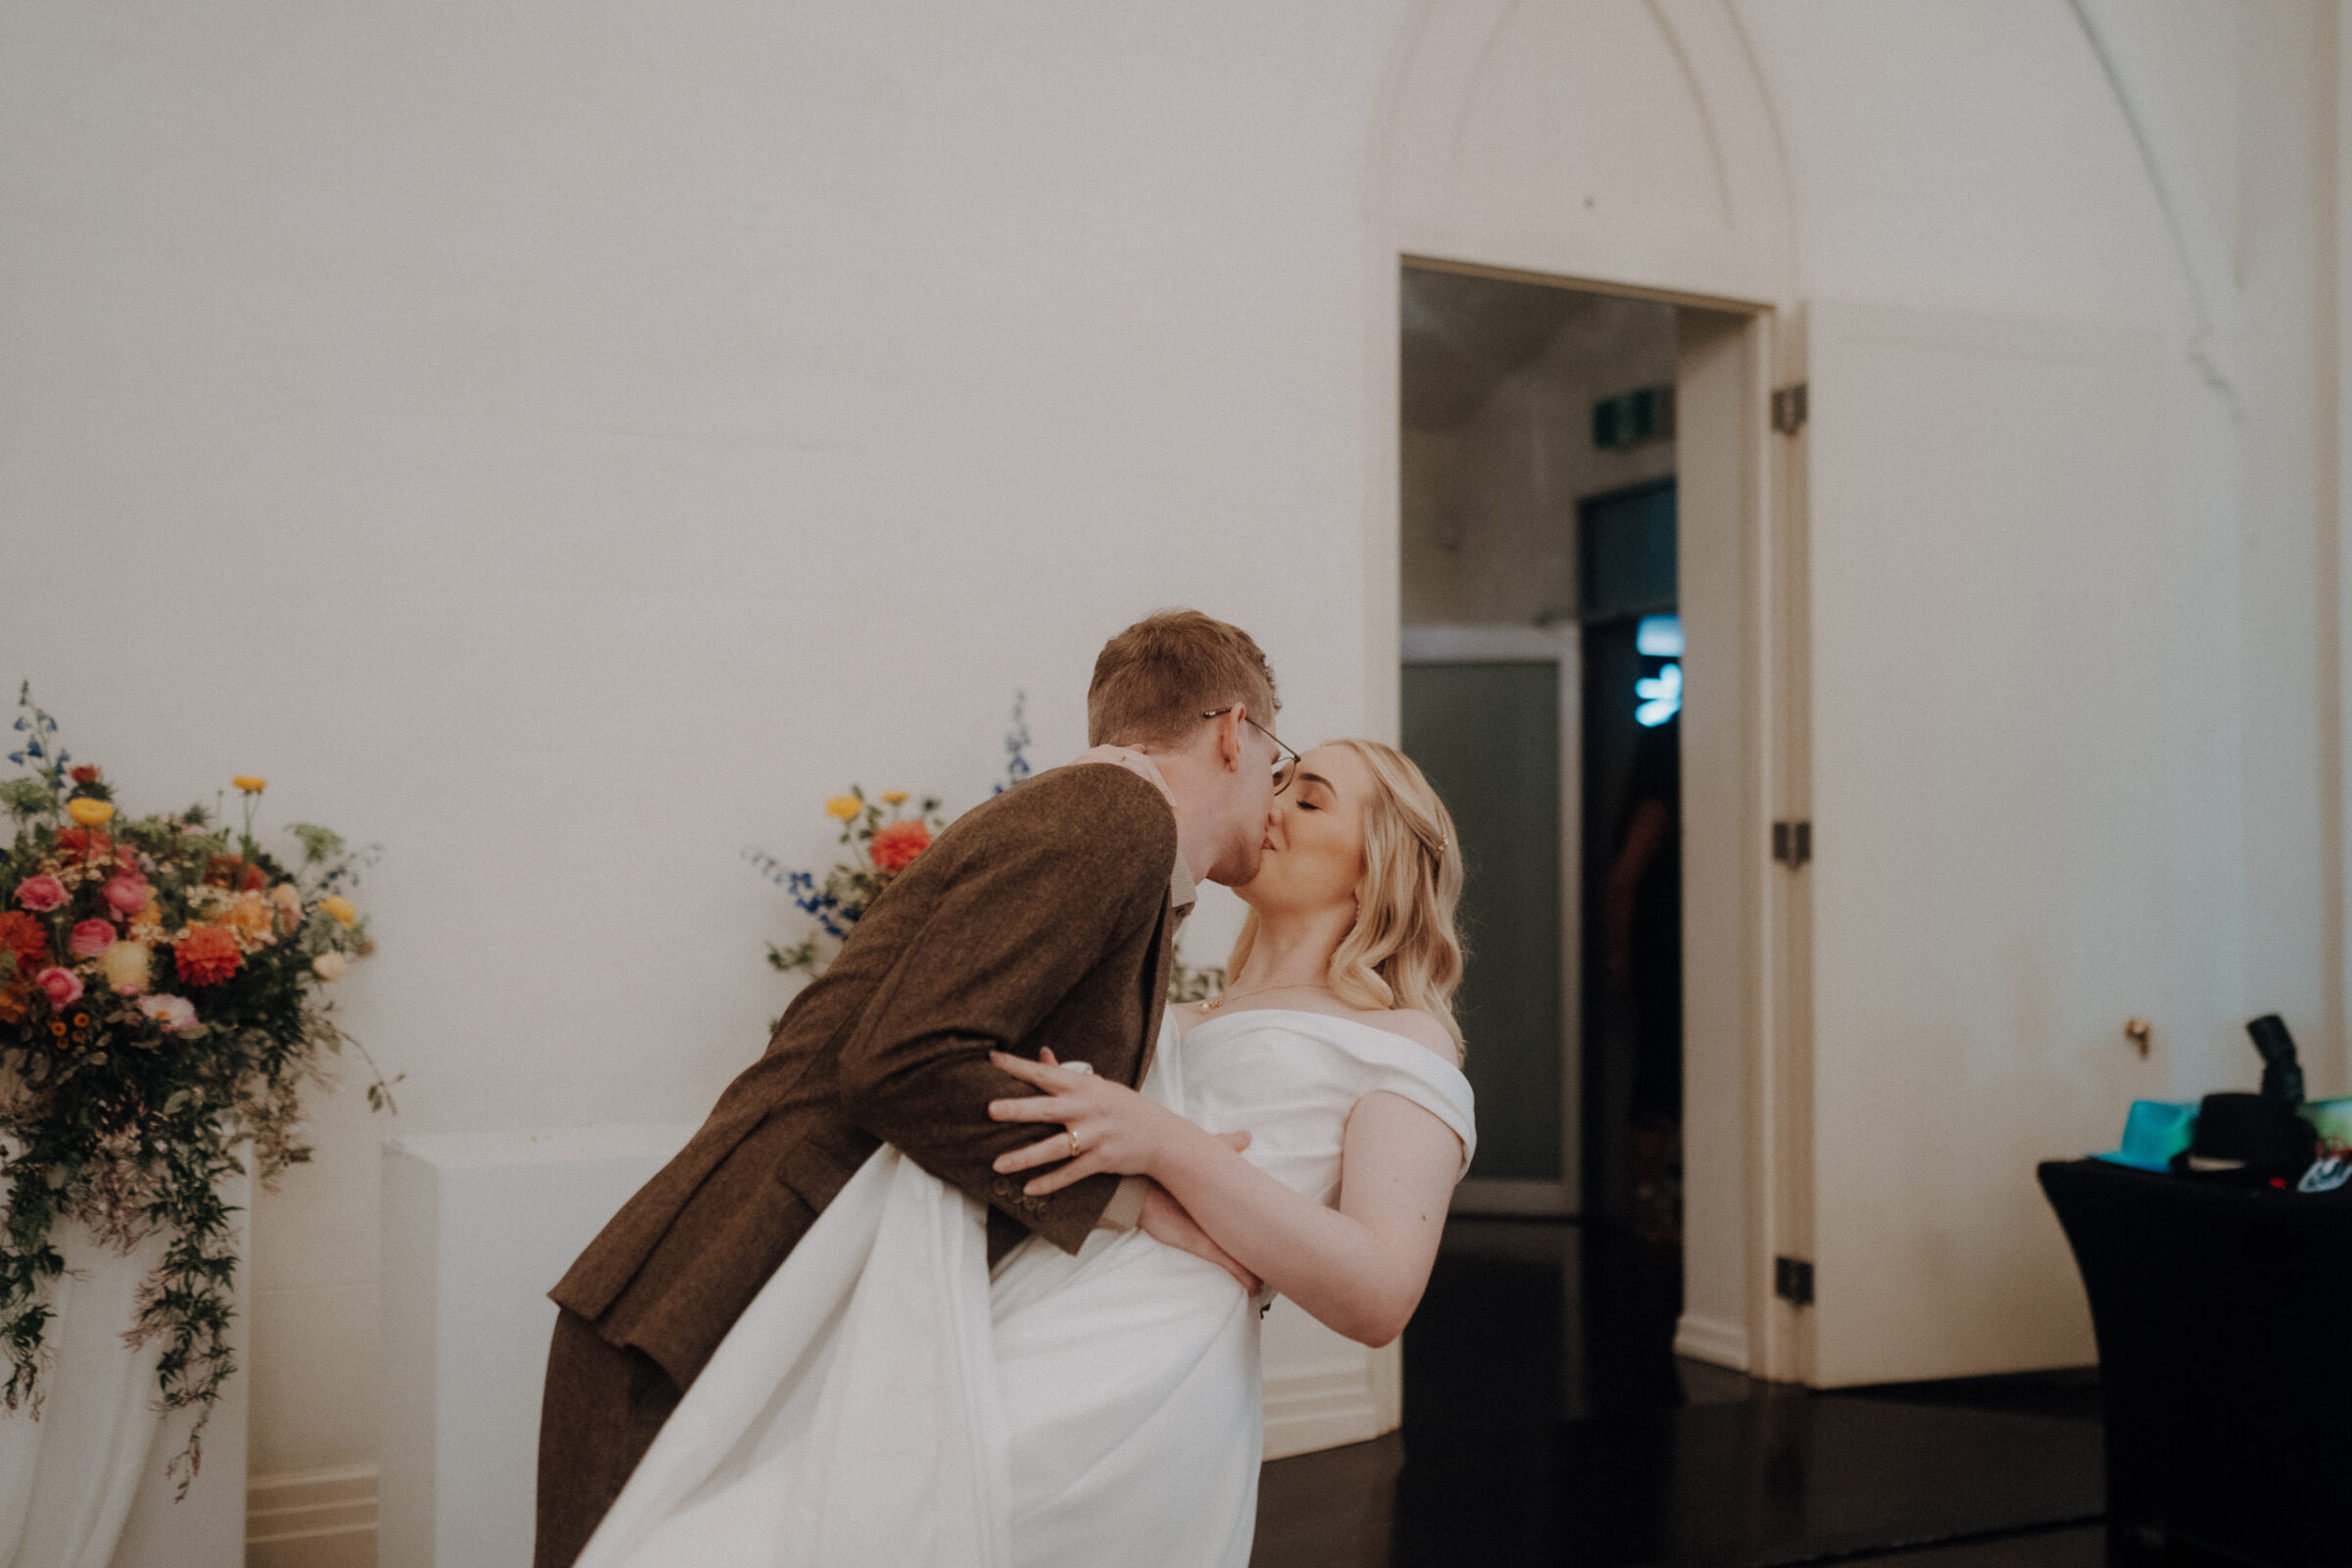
[834,767,1175,1252]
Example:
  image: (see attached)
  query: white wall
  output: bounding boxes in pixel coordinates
[1746,0,2346,1109]
[5,0,2349,1505]
[0,0,1409,1485]
[1730,0,2345,1379]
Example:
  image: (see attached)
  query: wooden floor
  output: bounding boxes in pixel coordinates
[1250,1218,2122,1568]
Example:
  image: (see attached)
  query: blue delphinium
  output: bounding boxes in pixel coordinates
[7,682,71,787]
[995,690,1033,795]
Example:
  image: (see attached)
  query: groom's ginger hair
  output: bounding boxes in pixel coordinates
[1088,611,1279,747]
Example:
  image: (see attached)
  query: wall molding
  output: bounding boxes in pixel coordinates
[247,1464,376,1568]
[1674,1311,1751,1373]
[2067,0,2243,399]
[1264,1361,1394,1461]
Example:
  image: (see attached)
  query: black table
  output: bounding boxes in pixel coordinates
[2039,1157,2352,1567]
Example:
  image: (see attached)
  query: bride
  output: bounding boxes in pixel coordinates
[575,738,1475,1568]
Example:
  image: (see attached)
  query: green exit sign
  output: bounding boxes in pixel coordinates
[1592,385,1675,451]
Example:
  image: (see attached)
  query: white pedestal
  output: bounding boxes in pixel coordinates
[377,1126,692,1568]
[0,1171,249,1568]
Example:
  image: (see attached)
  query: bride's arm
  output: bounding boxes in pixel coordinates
[987,1052,1462,1348]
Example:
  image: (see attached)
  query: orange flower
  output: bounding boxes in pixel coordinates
[205,856,266,892]
[222,892,274,943]
[0,910,49,982]
[58,826,125,862]
[173,925,243,986]
[870,818,932,875]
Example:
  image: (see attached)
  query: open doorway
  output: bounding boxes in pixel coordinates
[1396,261,1759,1398]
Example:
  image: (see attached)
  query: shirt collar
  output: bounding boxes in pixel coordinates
[1169,855,1197,915]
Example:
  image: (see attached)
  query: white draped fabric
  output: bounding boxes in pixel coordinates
[0,1224,168,1568]
[577,1008,1475,1568]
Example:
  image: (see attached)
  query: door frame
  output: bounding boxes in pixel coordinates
[1368,0,1807,1386]
[1369,261,1795,1378]
[1402,623,1583,1217]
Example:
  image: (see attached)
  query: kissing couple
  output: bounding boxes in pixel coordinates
[534,610,1477,1568]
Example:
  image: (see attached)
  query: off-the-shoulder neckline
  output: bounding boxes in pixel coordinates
[1179,1005,1466,1077]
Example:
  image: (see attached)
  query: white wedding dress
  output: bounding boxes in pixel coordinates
[573,1007,1476,1568]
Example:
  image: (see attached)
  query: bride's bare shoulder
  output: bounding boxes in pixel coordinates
[1348,1007,1460,1066]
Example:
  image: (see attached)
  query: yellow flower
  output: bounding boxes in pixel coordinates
[231,775,267,794]
[881,791,909,806]
[318,895,359,927]
[98,940,153,995]
[824,796,861,821]
[66,799,116,827]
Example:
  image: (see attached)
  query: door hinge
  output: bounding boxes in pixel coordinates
[1771,382,1808,434]
[1771,820,1811,868]
[1775,1255,1815,1307]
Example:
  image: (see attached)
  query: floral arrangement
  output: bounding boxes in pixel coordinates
[746,693,1043,982]
[749,787,948,979]
[0,685,397,1490]
[748,693,1223,1001]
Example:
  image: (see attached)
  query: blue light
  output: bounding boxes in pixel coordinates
[1636,613,1684,658]
[1636,662,1682,727]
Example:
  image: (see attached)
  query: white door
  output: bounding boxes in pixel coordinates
[1799,301,2178,1386]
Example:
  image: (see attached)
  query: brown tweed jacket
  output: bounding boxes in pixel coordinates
[548,762,1181,1395]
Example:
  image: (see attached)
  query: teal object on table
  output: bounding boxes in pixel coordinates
[2093,1100,2199,1171]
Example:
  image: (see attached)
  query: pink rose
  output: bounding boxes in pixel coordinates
[102,874,149,918]
[69,918,116,958]
[14,875,66,912]
[136,993,198,1034]
[34,966,83,1009]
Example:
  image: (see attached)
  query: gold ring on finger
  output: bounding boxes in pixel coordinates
[1067,1129,1083,1158]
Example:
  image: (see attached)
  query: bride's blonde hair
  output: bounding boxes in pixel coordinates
[1225,739,1468,1055]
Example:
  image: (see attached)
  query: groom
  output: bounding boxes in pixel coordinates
[534,609,1289,1567]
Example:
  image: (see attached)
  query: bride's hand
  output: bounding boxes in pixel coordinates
[986,1049,1247,1196]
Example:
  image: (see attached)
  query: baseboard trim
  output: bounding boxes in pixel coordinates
[1264,1364,1392,1461]
[248,1464,376,1568]
[1674,1311,1751,1371]
[268,1362,1394,1548]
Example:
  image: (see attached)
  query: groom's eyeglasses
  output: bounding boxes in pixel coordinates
[1200,707,1299,796]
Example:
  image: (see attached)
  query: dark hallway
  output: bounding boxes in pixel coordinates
[1252,1218,2108,1568]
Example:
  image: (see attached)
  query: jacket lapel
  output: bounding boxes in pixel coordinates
[1134,890,1176,1083]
